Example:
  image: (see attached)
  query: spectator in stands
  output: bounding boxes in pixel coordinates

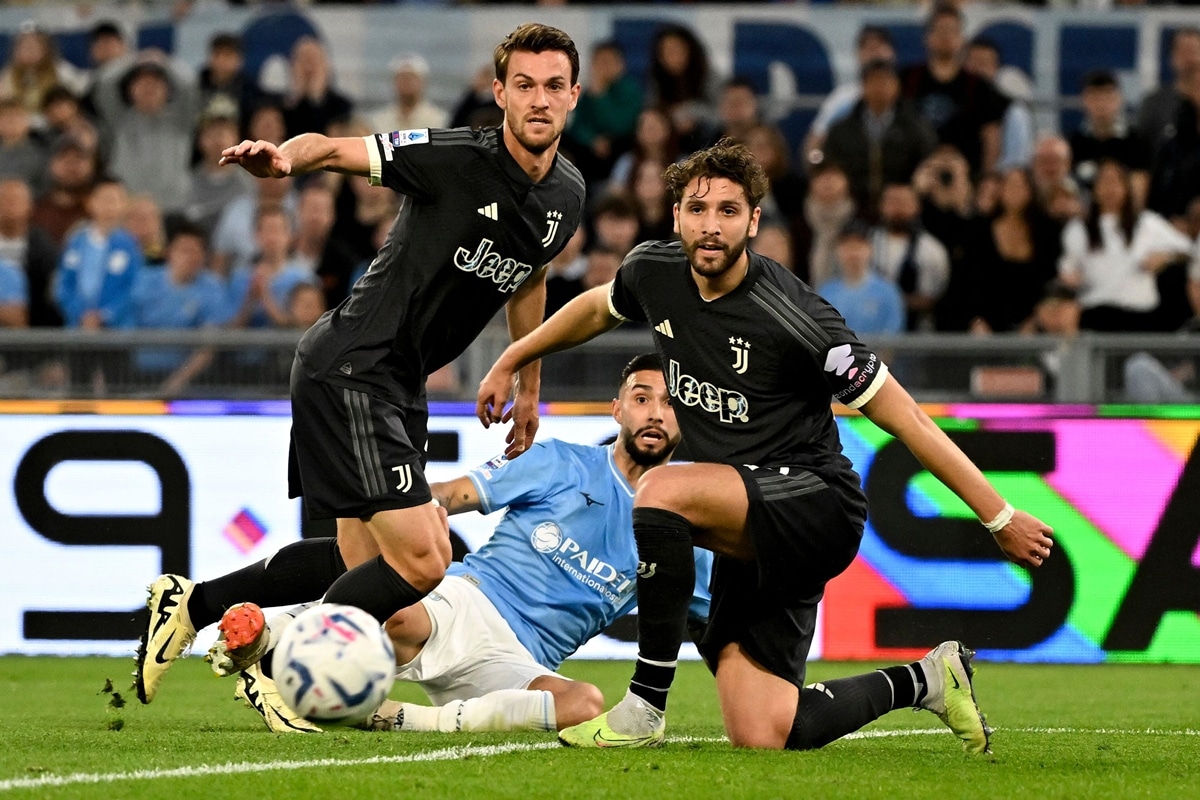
[31,136,97,248]
[0,178,58,327]
[966,167,1061,334]
[0,25,86,126]
[796,161,856,288]
[963,36,1035,172]
[1147,77,1200,225]
[40,85,100,157]
[333,172,399,265]
[872,183,950,331]
[92,55,199,215]
[818,219,905,335]
[742,123,807,234]
[184,105,253,236]
[210,174,298,277]
[227,207,312,330]
[1060,159,1193,333]
[628,160,675,242]
[582,246,623,292]
[291,183,359,309]
[199,33,260,129]
[1070,70,1151,204]
[805,25,896,162]
[450,64,501,130]
[710,78,761,146]
[0,98,47,187]
[565,41,642,185]
[368,53,449,135]
[608,106,680,193]
[245,102,288,145]
[824,59,936,214]
[287,281,327,331]
[973,170,1002,218]
[646,24,717,151]
[1138,27,1200,162]
[82,20,130,117]
[124,194,167,267]
[589,194,641,259]
[750,224,795,274]
[544,227,587,319]
[130,222,229,396]
[1031,134,1078,220]
[281,37,353,138]
[54,177,142,331]
[0,256,28,328]
[901,4,1007,175]
[913,146,980,331]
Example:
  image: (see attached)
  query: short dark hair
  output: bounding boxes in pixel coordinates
[860,58,897,82]
[857,25,893,49]
[926,3,963,33]
[90,21,123,42]
[494,23,580,86]
[968,36,1000,58]
[593,192,639,221]
[1082,69,1119,91]
[663,137,768,209]
[168,220,208,247]
[619,352,663,391]
[723,76,757,94]
[837,218,873,243]
[209,32,243,54]
[41,84,79,110]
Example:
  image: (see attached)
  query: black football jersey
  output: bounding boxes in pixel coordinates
[609,240,889,511]
[297,127,585,397]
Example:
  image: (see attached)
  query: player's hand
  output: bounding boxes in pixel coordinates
[476,362,514,429]
[219,139,292,178]
[992,509,1054,569]
[504,391,540,459]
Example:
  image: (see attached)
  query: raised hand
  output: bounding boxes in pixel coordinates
[219,140,292,178]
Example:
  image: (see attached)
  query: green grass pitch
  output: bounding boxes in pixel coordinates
[1,656,1196,799]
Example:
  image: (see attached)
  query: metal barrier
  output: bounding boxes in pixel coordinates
[0,328,1196,403]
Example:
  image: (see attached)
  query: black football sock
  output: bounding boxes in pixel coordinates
[628,507,695,712]
[186,537,347,629]
[322,554,428,624]
[785,668,920,751]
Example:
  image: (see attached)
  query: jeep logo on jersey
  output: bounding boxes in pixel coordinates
[668,358,749,423]
[453,238,535,293]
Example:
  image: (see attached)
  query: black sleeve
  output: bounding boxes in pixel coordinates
[806,294,889,409]
[363,129,457,202]
[607,245,652,323]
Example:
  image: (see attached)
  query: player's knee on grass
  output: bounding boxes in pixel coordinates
[724,712,790,750]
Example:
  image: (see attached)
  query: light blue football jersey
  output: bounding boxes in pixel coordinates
[450,439,712,670]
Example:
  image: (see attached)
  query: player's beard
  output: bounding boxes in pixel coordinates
[621,425,679,467]
[509,114,563,156]
[684,228,751,279]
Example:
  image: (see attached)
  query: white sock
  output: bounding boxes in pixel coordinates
[397,690,556,732]
[266,602,318,652]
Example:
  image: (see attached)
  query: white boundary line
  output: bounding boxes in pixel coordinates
[2,727,1197,792]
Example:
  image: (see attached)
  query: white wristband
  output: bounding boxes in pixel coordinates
[982,502,1015,533]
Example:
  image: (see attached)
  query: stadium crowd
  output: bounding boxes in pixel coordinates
[1,6,1199,396]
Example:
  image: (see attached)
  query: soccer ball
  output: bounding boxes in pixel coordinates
[271,604,396,725]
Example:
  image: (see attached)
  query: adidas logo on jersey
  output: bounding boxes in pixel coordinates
[654,320,674,338]
[477,202,498,220]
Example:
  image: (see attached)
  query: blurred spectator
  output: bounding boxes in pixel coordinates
[92,56,199,214]
[1137,27,1200,163]
[281,37,353,138]
[0,178,58,327]
[582,246,623,291]
[1147,78,1200,224]
[742,123,807,232]
[823,59,936,214]
[1123,351,1195,403]
[0,256,28,328]
[627,160,674,242]
[210,175,298,277]
[184,108,254,235]
[0,25,86,126]
[1060,159,1193,332]
[608,106,680,192]
[124,194,167,266]
[54,177,142,331]
[368,53,449,135]
[750,224,795,274]
[964,36,1035,172]
[544,227,587,319]
[646,24,717,151]
[81,20,131,117]
[913,146,977,331]
[291,183,359,308]
[40,85,100,157]
[332,173,399,265]
[710,78,761,145]
[30,136,97,247]
[589,194,641,258]
[227,207,312,329]
[871,183,950,331]
[450,64,501,130]
[901,4,1007,175]
[1031,134,1077,219]
[245,102,288,145]
[796,161,856,288]
[566,41,642,184]
[805,25,896,162]
[199,33,261,129]
[287,281,327,331]
[0,98,47,187]
[1070,70,1151,204]
[130,222,228,395]
[819,220,905,335]
[966,168,1061,334]
[973,170,1002,218]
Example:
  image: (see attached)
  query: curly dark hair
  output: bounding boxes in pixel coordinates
[662,137,768,208]
[494,23,580,86]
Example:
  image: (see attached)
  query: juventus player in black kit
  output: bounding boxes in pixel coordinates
[135,24,585,707]
[478,140,1055,753]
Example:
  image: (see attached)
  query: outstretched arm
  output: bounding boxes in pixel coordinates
[219,133,371,178]
[859,375,1055,569]
[428,476,482,516]
[501,268,548,459]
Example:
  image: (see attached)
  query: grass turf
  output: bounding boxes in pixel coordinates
[0,656,1197,799]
